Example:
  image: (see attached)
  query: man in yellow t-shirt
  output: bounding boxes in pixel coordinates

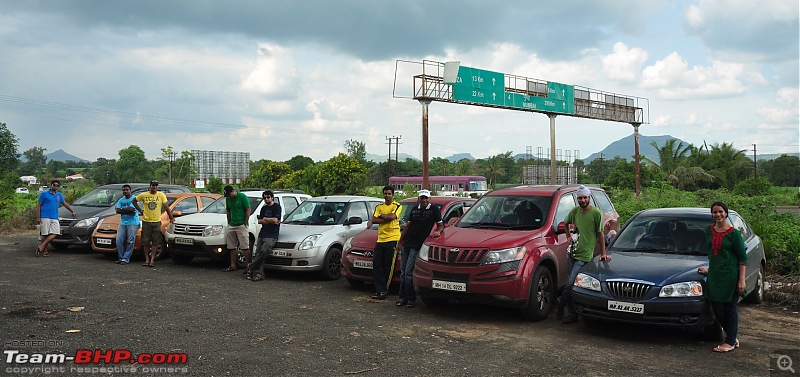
[367,185,402,300]
[133,180,174,267]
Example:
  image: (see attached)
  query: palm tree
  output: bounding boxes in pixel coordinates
[643,138,691,185]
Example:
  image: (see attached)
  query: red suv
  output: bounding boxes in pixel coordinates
[413,185,619,321]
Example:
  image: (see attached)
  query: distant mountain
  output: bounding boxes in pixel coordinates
[583,135,687,164]
[46,149,89,163]
[445,153,475,163]
[365,152,419,163]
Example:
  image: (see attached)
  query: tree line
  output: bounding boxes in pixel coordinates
[1,121,798,198]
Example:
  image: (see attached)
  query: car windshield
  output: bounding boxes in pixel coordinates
[73,188,128,207]
[283,201,348,225]
[610,215,711,255]
[457,195,550,230]
[200,196,262,214]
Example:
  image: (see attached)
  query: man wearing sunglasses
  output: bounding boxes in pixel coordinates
[35,180,76,257]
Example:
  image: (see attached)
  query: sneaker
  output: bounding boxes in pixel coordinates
[395,300,408,307]
[121,261,129,265]
[115,260,122,264]
[562,314,579,324]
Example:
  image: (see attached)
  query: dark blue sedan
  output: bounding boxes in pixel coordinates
[570,207,766,339]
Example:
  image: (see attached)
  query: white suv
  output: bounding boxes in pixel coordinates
[267,196,382,280]
[165,189,310,266]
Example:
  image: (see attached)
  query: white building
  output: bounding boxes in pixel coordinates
[20,176,38,185]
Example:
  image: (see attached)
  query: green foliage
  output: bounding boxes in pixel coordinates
[0,122,20,176]
[344,139,367,166]
[207,177,223,195]
[116,145,153,182]
[316,153,367,195]
[19,146,47,176]
[285,155,315,171]
[761,155,800,187]
[243,160,292,189]
[733,177,772,197]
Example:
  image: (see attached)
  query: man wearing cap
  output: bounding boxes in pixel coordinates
[367,185,402,300]
[223,185,251,272]
[133,180,174,267]
[395,189,443,308]
[555,185,610,324]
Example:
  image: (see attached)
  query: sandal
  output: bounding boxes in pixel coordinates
[396,300,408,307]
[223,266,237,272]
[735,339,740,348]
[406,302,416,308]
[42,250,49,257]
[35,246,43,257]
[712,344,735,353]
[251,275,264,282]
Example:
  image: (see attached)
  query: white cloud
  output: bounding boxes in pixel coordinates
[641,53,746,99]
[602,42,649,82]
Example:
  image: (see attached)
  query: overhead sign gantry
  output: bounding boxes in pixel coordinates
[393,60,649,195]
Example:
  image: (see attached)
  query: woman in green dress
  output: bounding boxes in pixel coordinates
[698,201,747,353]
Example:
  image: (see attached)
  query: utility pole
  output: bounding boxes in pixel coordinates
[753,144,757,179]
[386,136,401,182]
[168,151,178,184]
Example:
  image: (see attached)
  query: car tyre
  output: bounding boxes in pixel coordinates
[745,264,765,304]
[171,253,193,265]
[319,247,343,280]
[520,266,555,321]
[154,235,168,260]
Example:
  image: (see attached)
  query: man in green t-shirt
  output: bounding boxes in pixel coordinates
[556,185,610,324]
[223,185,251,272]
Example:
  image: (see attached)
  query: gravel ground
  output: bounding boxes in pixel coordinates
[1,232,799,376]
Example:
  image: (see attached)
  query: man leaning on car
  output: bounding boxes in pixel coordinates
[223,185,251,272]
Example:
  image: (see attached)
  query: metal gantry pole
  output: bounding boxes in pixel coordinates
[548,114,557,185]
[632,123,641,196]
[419,98,432,189]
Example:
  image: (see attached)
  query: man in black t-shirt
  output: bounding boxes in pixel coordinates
[395,190,443,308]
[249,190,282,282]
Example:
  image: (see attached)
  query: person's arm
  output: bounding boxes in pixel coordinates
[597,230,610,261]
[61,199,77,217]
[244,202,251,224]
[162,195,175,223]
[432,221,444,238]
[132,196,144,215]
[35,201,42,224]
[735,231,747,295]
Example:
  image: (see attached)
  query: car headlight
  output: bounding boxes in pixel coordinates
[166,223,174,233]
[574,273,601,291]
[299,234,321,250]
[202,225,224,237]
[659,281,703,297]
[481,246,526,265]
[343,237,353,252]
[418,244,429,261]
[75,217,99,228]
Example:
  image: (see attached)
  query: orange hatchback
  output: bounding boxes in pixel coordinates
[91,192,220,260]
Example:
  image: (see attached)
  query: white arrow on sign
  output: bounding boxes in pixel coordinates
[492,78,496,86]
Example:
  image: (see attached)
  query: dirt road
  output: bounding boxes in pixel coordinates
[1,233,798,376]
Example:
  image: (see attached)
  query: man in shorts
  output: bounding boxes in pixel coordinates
[133,180,174,267]
[223,185,251,272]
[35,180,76,256]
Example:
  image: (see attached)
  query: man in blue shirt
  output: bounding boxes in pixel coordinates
[36,180,76,256]
[248,190,281,281]
[115,184,143,265]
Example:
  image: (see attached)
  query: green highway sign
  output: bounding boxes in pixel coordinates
[450,65,575,115]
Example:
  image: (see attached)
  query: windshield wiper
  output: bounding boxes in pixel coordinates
[284,220,310,225]
[613,247,678,254]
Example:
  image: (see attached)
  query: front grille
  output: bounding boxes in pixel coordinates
[266,257,292,266]
[172,224,207,236]
[607,281,651,299]
[96,228,117,234]
[429,246,487,266]
[59,219,74,227]
[274,242,297,250]
[432,271,470,282]
[349,249,372,257]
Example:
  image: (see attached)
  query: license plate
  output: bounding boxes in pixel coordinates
[607,300,644,314]
[175,238,194,245]
[432,280,466,292]
[272,250,291,257]
[353,260,373,269]
[96,238,112,245]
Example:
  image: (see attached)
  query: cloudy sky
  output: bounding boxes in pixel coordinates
[1,0,797,163]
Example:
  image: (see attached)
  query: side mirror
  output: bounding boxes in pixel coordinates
[556,221,567,234]
[172,210,183,217]
[605,229,617,246]
[345,216,363,225]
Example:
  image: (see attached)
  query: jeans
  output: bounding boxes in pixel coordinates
[372,241,397,294]
[398,246,419,302]
[250,238,276,278]
[116,224,138,263]
[710,299,739,346]
[557,256,586,315]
